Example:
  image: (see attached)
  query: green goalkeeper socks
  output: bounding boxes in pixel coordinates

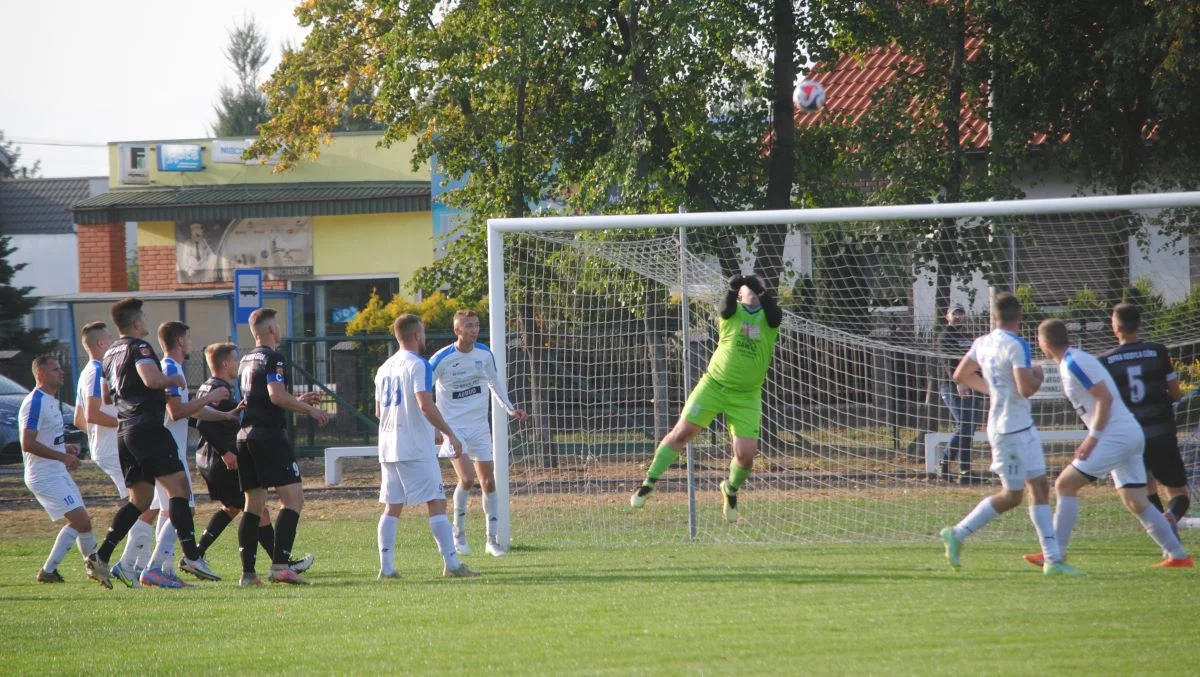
[644,444,680,486]
[727,458,752,492]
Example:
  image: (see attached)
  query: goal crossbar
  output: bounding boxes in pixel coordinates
[488,191,1200,232]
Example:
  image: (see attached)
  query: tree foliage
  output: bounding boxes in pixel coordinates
[0,131,40,179]
[0,236,55,354]
[211,16,271,137]
[346,290,487,336]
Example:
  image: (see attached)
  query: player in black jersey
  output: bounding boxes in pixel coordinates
[1102,302,1189,529]
[236,308,328,586]
[92,298,223,582]
[192,343,315,574]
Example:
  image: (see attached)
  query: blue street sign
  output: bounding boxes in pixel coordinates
[234,269,263,323]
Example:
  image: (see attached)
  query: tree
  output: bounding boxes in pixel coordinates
[211,16,270,137]
[0,134,53,353]
[250,1,845,298]
[0,131,40,179]
[0,237,55,354]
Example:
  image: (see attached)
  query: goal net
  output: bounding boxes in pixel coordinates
[486,193,1200,546]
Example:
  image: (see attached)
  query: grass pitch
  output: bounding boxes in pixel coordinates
[0,494,1195,675]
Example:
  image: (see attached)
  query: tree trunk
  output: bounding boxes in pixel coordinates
[757,0,797,292]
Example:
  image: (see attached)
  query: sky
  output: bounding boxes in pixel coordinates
[3,0,308,177]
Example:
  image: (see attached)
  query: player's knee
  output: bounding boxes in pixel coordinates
[479,477,496,493]
[69,511,92,533]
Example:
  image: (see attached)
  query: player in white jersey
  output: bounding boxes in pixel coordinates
[1033,319,1191,569]
[375,313,478,579]
[938,292,1072,575]
[21,355,110,587]
[137,321,233,587]
[430,309,528,557]
[74,321,125,500]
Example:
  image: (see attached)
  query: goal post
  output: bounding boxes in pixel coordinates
[487,191,1200,548]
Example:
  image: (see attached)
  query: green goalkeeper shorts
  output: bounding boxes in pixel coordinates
[681,374,763,440]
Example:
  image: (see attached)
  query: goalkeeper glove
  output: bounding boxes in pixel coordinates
[728,274,746,291]
[743,274,766,295]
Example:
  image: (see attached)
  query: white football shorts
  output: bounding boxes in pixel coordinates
[92,446,129,500]
[988,427,1047,491]
[379,457,446,506]
[437,425,493,462]
[150,449,194,510]
[27,474,86,522]
[1071,424,1147,488]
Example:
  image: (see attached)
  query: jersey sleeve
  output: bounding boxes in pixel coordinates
[1007,336,1032,370]
[135,340,157,365]
[19,394,39,431]
[1064,353,1106,391]
[415,359,433,394]
[162,360,182,398]
[267,352,287,384]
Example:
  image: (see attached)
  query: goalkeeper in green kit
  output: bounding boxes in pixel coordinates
[631,273,782,521]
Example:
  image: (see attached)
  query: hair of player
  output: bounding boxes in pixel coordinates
[204,342,238,371]
[158,321,189,352]
[1113,302,1141,333]
[993,291,1021,324]
[111,297,144,332]
[249,307,277,336]
[1038,318,1070,348]
[32,354,59,376]
[394,313,423,342]
[453,308,479,326]
[81,320,107,346]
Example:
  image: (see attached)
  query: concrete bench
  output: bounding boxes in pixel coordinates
[324,446,377,486]
[924,429,1087,474]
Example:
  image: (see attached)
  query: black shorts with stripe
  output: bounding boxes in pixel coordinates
[237,435,301,491]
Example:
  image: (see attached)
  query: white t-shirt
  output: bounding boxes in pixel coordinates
[967,328,1035,435]
[1060,347,1141,435]
[76,359,118,462]
[19,388,68,483]
[162,356,189,458]
[429,342,514,430]
[376,350,436,462]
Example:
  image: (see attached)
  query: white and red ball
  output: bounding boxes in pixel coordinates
[794,79,826,112]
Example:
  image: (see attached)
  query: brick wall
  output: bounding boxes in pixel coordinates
[77,223,127,292]
[137,245,286,291]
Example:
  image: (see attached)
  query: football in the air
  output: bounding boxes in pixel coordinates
[794,78,826,112]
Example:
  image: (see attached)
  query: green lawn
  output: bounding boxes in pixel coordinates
[0,500,1194,675]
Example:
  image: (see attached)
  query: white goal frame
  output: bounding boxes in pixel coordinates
[486,190,1200,548]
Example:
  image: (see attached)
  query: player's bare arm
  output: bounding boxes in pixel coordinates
[953,356,988,395]
[267,380,329,426]
[1074,382,1115,461]
[135,360,186,390]
[1013,364,1044,398]
[20,428,80,470]
[165,386,231,422]
[416,390,461,457]
[83,395,119,428]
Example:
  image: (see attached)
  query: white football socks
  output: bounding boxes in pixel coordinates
[1138,505,1187,560]
[429,514,461,570]
[453,485,469,542]
[150,514,178,572]
[76,530,97,559]
[378,514,398,575]
[1028,503,1061,563]
[953,497,1000,541]
[121,518,154,571]
[482,491,498,543]
[44,525,78,573]
[1053,495,1079,556]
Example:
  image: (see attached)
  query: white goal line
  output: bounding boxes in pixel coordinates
[488,191,1200,232]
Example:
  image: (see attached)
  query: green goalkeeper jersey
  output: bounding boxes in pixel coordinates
[704,303,780,392]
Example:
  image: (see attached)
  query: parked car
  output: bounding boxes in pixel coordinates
[0,374,83,465]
